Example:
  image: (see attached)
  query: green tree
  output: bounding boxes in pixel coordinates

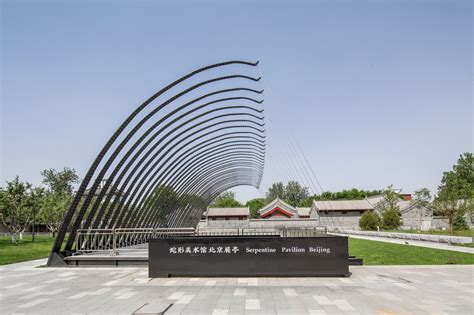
[266,182,285,202]
[432,195,466,234]
[265,181,309,207]
[309,189,382,201]
[359,211,381,231]
[333,188,382,200]
[411,187,432,224]
[433,153,473,234]
[441,153,473,200]
[0,177,35,243]
[382,209,401,230]
[372,185,402,230]
[453,215,469,231]
[412,188,432,209]
[41,167,79,195]
[41,193,71,236]
[245,198,266,218]
[284,181,309,207]
[211,191,242,208]
[29,186,45,240]
[377,185,401,214]
[300,196,315,207]
[39,167,79,235]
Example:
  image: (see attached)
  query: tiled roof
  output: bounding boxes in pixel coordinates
[258,198,296,215]
[206,207,249,216]
[312,200,374,211]
[398,200,421,213]
[296,207,311,216]
[366,195,385,207]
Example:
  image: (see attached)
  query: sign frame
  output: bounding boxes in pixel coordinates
[149,236,350,277]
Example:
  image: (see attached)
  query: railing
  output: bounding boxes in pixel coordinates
[282,226,327,237]
[196,226,327,237]
[196,227,280,236]
[75,227,195,255]
[75,226,328,256]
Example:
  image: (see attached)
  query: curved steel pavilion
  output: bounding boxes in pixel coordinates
[47,61,265,265]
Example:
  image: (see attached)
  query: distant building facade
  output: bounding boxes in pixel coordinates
[198,194,456,231]
[205,207,250,221]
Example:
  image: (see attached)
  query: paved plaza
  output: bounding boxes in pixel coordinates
[1,259,473,314]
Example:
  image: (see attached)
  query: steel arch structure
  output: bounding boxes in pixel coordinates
[47,61,265,265]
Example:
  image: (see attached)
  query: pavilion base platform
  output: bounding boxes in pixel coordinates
[61,243,149,267]
[51,228,364,267]
[61,251,363,267]
[64,254,148,266]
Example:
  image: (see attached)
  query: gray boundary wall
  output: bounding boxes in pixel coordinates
[198,218,321,230]
[198,213,470,232]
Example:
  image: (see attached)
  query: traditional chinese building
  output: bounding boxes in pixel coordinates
[258,198,313,219]
[198,193,448,231]
[204,207,250,221]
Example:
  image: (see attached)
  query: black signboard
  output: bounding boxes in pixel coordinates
[149,236,349,277]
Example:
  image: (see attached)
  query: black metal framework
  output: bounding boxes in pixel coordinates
[47,61,265,265]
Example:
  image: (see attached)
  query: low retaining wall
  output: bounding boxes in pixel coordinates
[340,230,472,244]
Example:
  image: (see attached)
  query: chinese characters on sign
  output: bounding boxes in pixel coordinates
[169,246,239,254]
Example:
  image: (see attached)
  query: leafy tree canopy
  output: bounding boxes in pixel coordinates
[266,182,285,201]
[453,215,469,231]
[39,168,80,235]
[382,209,401,230]
[438,152,473,202]
[433,152,473,233]
[284,181,310,207]
[412,188,432,209]
[211,191,242,208]
[312,188,383,201]
[0,176,37,242]
[376,185,401,214]
[41,167,79,195]
[245,198,266,218]
[359,211,381,231]
[300,188,383,207]
[265,181,309,207]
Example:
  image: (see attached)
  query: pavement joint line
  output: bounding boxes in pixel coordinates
[175,294,194,305]
[18,298,50,308]
[4,283,26,289]
[167,291,186,300]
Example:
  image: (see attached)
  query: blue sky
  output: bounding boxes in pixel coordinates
[1,0,472,202]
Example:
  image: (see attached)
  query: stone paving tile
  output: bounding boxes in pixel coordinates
[0,263,473,314]
[245,298,260,310]
[234,288,247,296]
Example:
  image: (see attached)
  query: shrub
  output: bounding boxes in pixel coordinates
[359,211,381,231]
[382,209,401,230]
[453,215,469,231]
